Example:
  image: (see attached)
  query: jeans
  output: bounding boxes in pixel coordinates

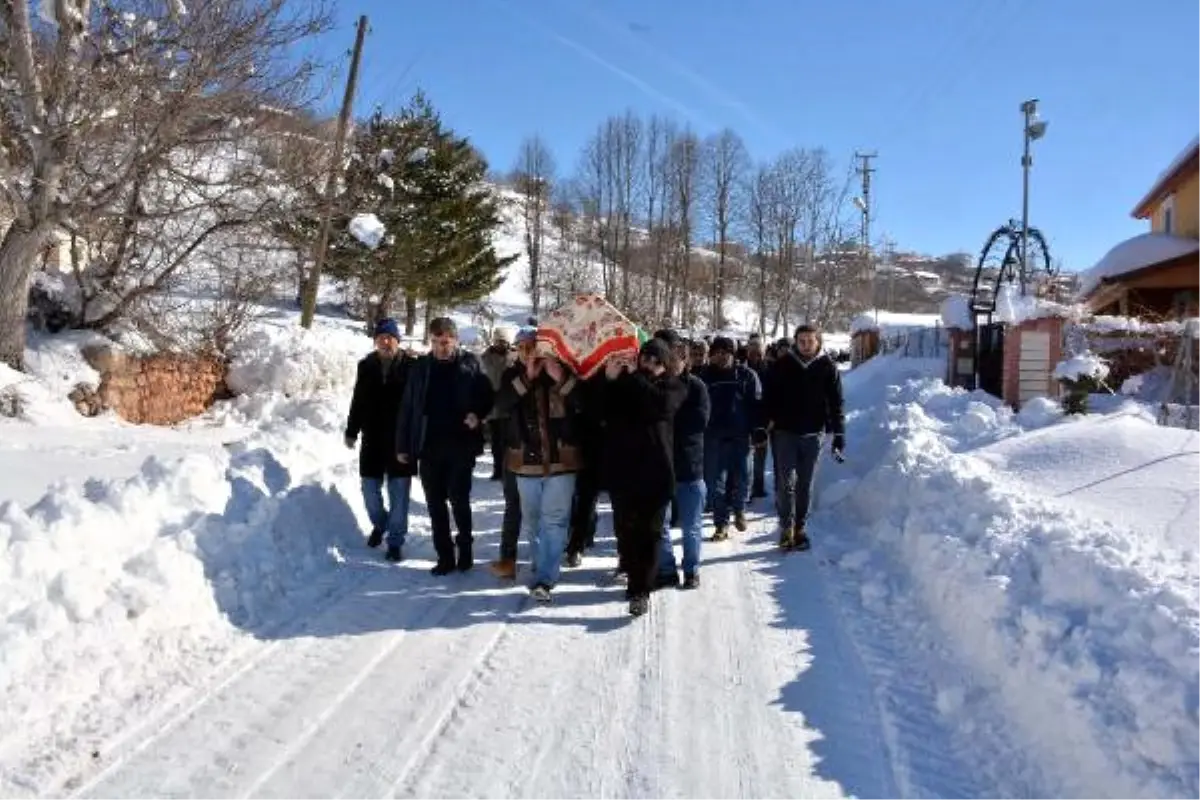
[360,476,412,549]
[612,495,666,599]
[772,431,823,530]
[498,466,522,560]
[418,449,476,565]
[704,434,750,527]
[659,480,706,577]
[517,473,577,588]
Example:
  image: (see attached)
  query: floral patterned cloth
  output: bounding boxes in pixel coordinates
[537,294,650,379]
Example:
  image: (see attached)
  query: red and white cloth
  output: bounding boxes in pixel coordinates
[536,294,645,379]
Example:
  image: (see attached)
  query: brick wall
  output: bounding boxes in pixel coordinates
[1002,317,1065,409]
[81,345,229,424]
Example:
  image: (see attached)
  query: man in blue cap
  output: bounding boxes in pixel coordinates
[345,318,416,561]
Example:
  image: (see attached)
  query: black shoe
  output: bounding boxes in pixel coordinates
[367,527,384,548]
[794,530,811,551]
[430,561,456,576]
[681,573,700,590]
[629,594,649,617]
[457,554,474,572]
[385,545,403,562]
[564,550,582,568]
[654,571,680,590]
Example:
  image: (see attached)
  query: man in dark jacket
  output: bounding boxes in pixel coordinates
[762,324,845,551]
[601,338,687,617]
[481,328,516,480]
[396,317,494,575]
[564,370,605,567]
[345,318,416,562]
[654,330,709,590]
[492,343,582,601]
[700,336,763,541]
[745,335,770,500]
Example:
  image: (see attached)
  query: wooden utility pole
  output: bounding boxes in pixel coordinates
[300,15,368,329]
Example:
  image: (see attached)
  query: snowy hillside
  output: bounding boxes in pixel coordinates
[2,304,1197,797]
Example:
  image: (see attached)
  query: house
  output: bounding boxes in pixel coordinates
[1078,137,1200,318]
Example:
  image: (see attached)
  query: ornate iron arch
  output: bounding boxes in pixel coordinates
[969,219,1054,319]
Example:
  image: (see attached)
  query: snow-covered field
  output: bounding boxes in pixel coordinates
[1,303,1197,797]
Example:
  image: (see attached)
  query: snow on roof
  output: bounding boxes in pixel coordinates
[994,283,1077,325]
[850,310,942,335]
[1077,233,1200,299]
[1131,136,1199,218]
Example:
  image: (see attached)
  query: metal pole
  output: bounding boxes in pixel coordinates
[1020,102,1033,296]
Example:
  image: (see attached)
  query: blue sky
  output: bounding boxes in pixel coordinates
[311,0,1198,273]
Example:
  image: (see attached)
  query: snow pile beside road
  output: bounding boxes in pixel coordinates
[819,355,1199,798]
[0,322,369,795]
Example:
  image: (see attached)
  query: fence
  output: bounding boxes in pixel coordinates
[877,324,949,360]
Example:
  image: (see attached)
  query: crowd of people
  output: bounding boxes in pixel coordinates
[345,315,846,618]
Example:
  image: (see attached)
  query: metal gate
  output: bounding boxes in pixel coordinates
[976,322,1005,398]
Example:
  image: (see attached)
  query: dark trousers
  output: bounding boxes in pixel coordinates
[499,466,522,560]
[567,465,600,555]
[612,495,665,598]
[419,449,475,564]
[751,444,768,497]
[488,419,506,477]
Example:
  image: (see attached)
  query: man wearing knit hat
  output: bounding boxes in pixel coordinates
[344,318,416,561]
[600,337,687,617]
[700,335,763,541]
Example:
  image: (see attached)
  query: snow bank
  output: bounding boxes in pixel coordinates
[226,321,363,398]
[820,355,1200,798]
[1078,233,1200,299]
[993,283,1076,325]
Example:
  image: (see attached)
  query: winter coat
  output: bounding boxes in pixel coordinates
[481,346,516,420]
[396,349,494,461]
[600,369,687,504]
[673,371,710,484]
[345,352,417,479]
[763,350,845,436]
[699,363,763,439]
[493,364,583,477]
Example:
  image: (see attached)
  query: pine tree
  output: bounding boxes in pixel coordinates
[329,92,514,334]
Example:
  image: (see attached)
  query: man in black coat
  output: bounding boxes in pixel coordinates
[345,318,416,562]
[396,317,494,575]
[762,324,845,552]
[601,338,687,617]
[564,370,605,567]
[654,330,709,590]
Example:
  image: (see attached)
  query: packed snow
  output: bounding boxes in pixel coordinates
[939,293,973,330]
[1,306,1197,798]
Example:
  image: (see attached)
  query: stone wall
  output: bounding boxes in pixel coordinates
[80,345,229,425]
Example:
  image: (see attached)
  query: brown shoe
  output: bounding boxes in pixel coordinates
[488,558,517,579]
[734,511,747,532]
[779,525,795,550]
[710,525,729,542]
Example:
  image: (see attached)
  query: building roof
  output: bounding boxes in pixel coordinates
[1077,232,1200,299]
[1131,136,1200,219]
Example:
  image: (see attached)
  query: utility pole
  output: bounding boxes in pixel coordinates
[854,150,877,319]
[300,15,368,330]
[1019,99,1048,296]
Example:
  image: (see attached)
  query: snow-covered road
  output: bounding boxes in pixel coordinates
[58,486,985,800]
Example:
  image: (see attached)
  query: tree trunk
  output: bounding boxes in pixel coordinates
[404,293,418,336]
[0,227,50,371]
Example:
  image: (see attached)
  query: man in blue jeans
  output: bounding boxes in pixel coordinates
[700,336,763,542]
[492,342,583,601]
[654,330,709,589]
[344,318,416,562]
[762,325,845,551]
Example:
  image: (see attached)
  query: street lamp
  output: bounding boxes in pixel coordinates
[1020,99,1048,295]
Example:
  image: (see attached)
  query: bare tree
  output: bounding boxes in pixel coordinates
[667,131,700,326]
[0,0,330,369]
[512,134,555,317]
[746,163,775,336]
[701,128,748,328]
